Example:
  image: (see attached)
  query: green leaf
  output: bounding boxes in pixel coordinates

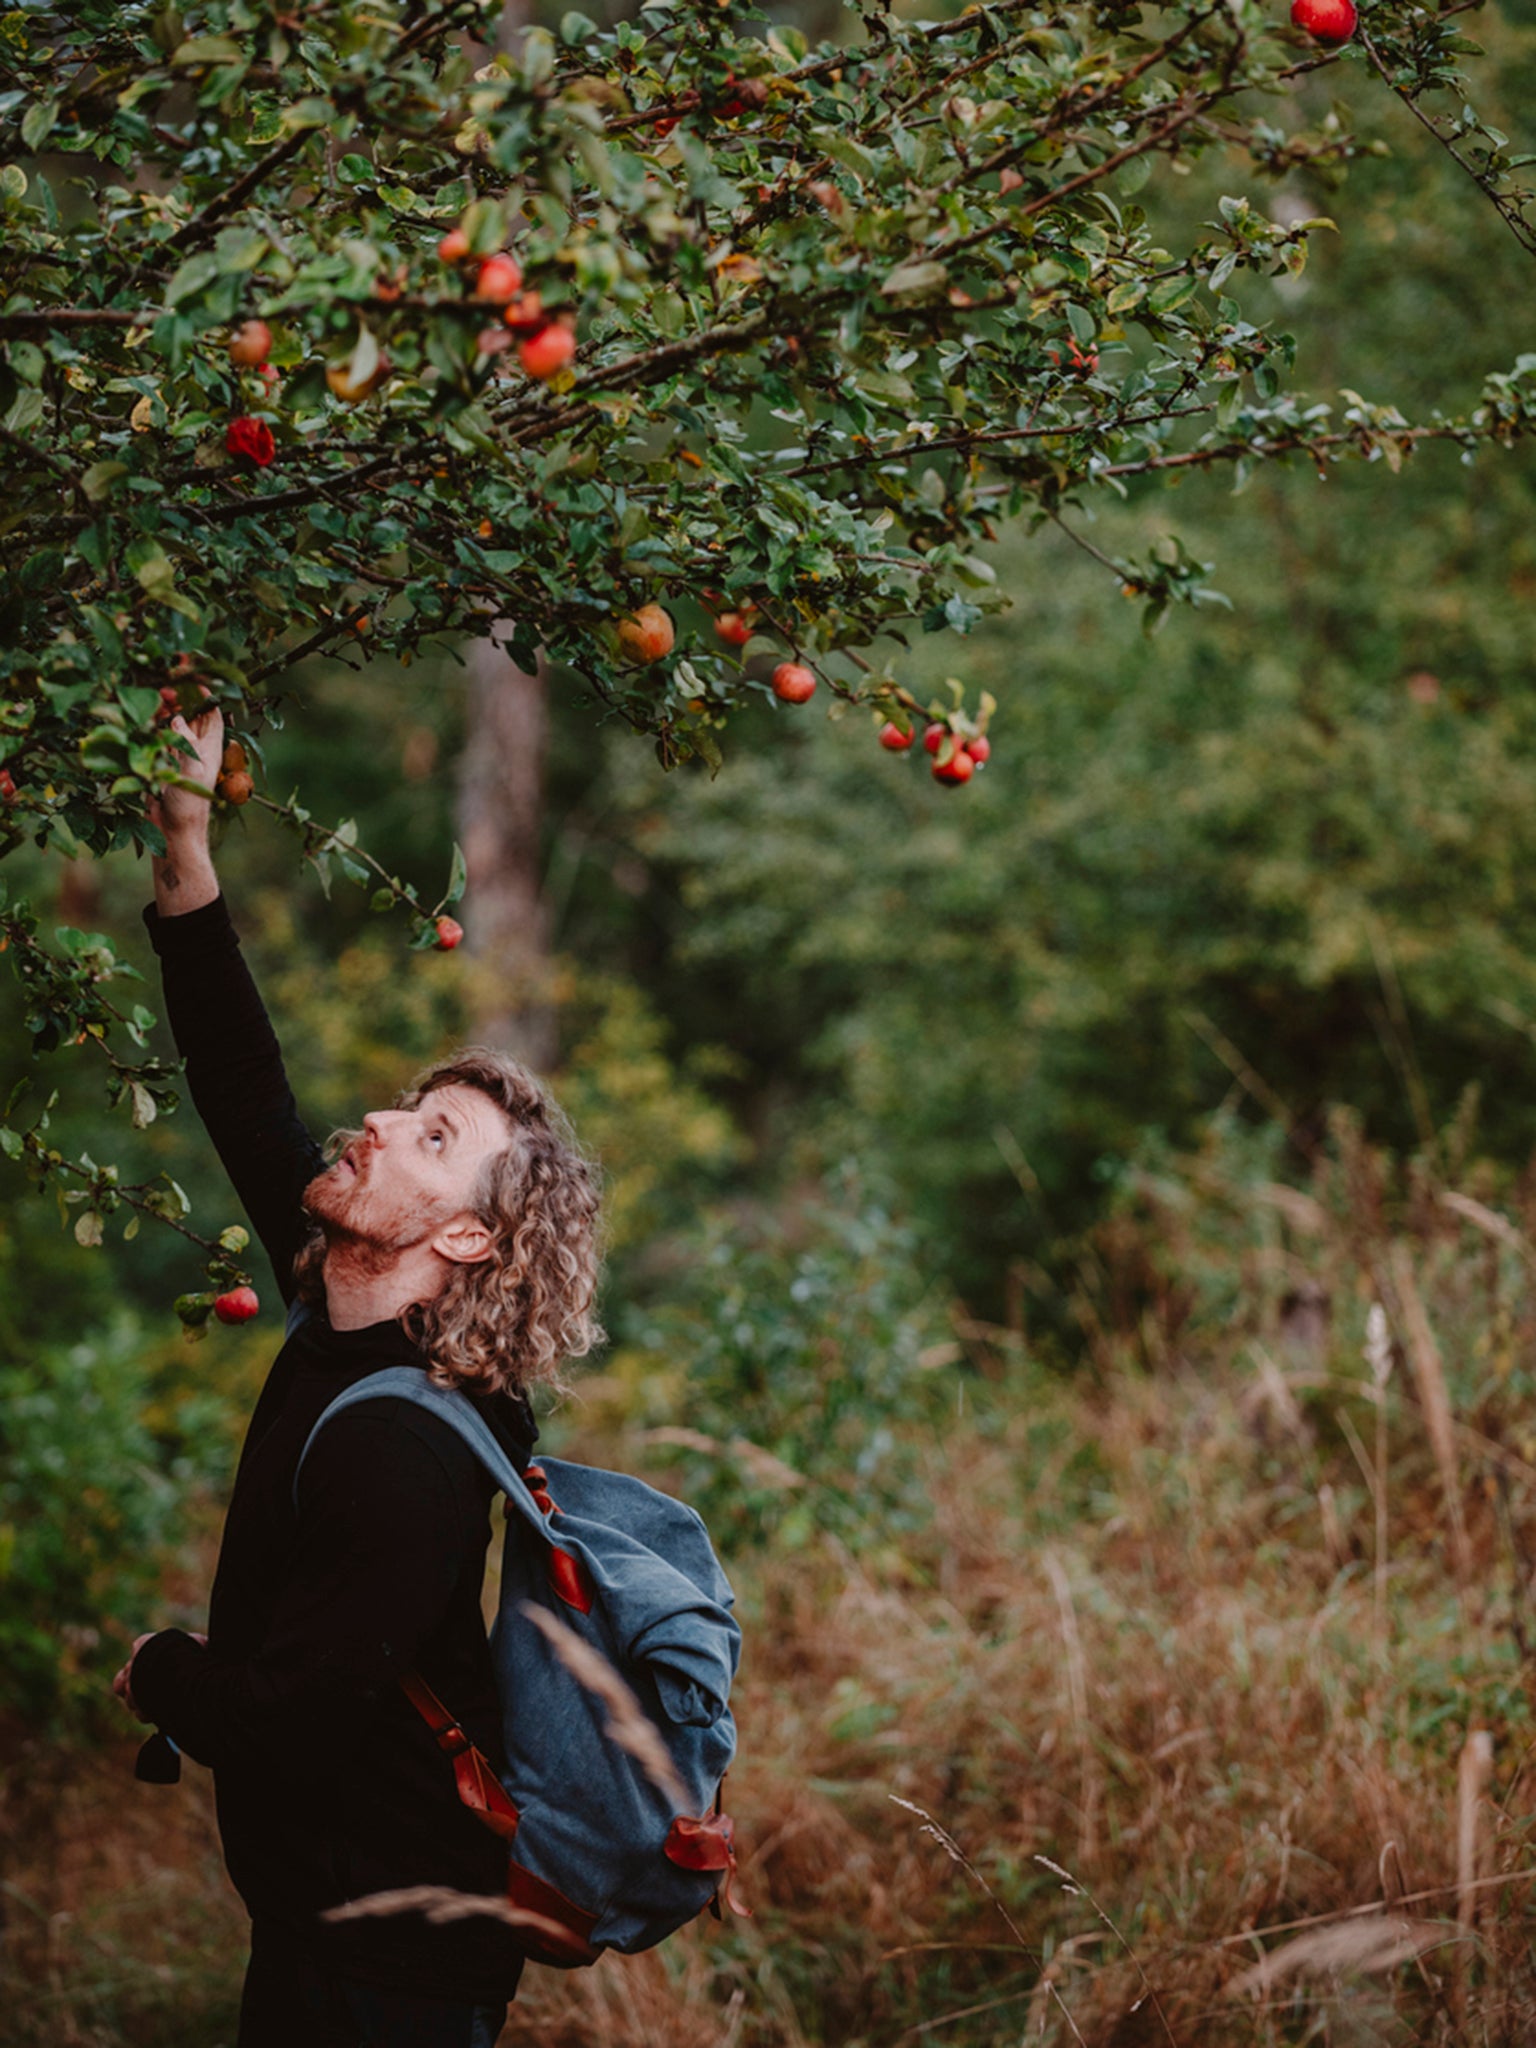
[881,260,948,299]
[1147,275,1198,318]
[172,34,244,65]
[20,98,58,152]
[166,251,221,307]
[81,461,129,504]
[445,842,468,906]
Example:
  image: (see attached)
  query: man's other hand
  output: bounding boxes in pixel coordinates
[112,1632,158,1722]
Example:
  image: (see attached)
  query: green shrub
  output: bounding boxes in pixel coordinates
[0,1315,238,1732]
[600,1181,965,1553]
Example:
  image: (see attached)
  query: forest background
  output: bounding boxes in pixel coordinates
[5,0,1536,2041]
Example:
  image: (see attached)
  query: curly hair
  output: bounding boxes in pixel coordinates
[294,1048,604,1397]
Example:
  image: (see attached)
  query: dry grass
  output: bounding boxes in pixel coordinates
[8,1128,1536,2045]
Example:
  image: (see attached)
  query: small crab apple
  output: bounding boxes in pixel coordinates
[772,662,816,704]
[714,611,754,648]
[474,253,524,303]
[519,323,576,380]
[923,724,947,755]
[933,746,975,787]
[438,227,471,262]
[434,916,464,951]
[229,320,272,368]
[220,771,254,805]
[502,290,545,335]
[968,734,991,764]
[879,722,914,752]
[226,416,275,465]
[618,603,676,664]
[1290,0,1357,39]
[213,1285,260,1324]
[0,768,16,803]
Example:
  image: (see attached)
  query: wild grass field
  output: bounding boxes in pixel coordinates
[5,1111,1536,2048]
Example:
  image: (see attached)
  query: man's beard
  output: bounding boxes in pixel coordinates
[302,1156,439,1265]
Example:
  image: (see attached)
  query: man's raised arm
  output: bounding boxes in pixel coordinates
[146,708,325,1301]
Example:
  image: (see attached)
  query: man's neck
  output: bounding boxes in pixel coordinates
[321,1241,446,1332]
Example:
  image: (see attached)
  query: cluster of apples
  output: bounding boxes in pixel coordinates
[617,602,819,704]
[879,719,991,787]
[440,236,577,381]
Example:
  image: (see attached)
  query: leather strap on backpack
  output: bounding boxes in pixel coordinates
[401,1670,603,1967]
[400,1671,521,1843]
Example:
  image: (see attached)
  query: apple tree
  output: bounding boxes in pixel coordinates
[2,0,1533,1298]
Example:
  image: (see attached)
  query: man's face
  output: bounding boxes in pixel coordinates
[304,1082,514,1260]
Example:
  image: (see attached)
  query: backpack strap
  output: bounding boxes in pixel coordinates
[293,1368,542,1828]
[293,1364,537,1519]
[400,1669,521,1842]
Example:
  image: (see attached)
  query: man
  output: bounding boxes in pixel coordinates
[112,706,602,2047]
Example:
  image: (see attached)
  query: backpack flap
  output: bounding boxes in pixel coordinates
[488,1479,741,1955]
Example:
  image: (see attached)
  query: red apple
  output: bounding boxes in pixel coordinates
[519,324,576,380]
[434,915,464,951]
[1290,0,1356,40]
[474,254,524,303]
[502,290,546,335]
[0,768,16,804]
[438,228,471,262]
[932,747,975,787]
[228,320,272,368]
[618,603,676,664]
[878,722,914,752]
[771,662,816,704]
[968,734,991,764]
[213,1285,260,1324]
[714,611,753,647]
[923,724,946,755]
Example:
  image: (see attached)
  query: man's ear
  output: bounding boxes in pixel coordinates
[432,1214,495,1266]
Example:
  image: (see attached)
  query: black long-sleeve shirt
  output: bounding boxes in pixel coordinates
[130,895,532,2001]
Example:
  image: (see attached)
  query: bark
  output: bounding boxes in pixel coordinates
[451,0,556,1073]
[455,631,556,1071]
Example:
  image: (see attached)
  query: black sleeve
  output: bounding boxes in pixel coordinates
[130,1407,471,1769]
[143,894,325,1301]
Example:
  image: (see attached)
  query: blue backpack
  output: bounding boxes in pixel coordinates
[296,1364,743,1967]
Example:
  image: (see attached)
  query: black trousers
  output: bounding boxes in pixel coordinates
[237,1921,507,2048]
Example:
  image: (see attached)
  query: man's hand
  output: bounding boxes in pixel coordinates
[112,1632,158,1722]
[150,706,224,917]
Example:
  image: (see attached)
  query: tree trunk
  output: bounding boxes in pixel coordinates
[452,0,556,1072]
[455,632,556,1070]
